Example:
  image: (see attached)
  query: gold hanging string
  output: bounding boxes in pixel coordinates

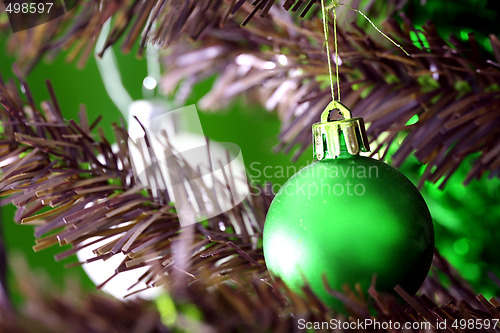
[320,0,337,102]
[326,1,410,57]
[333,5,341,102]
[320,1,410,119]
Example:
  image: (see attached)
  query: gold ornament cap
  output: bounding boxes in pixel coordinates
[312,101,370,160]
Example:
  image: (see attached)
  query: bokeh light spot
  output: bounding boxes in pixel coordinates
[453,238,469,256]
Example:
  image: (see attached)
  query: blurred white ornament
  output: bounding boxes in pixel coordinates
[76,235,161,300]
[128,100,248,227]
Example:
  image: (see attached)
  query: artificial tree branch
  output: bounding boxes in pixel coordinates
[0,223,13,317]
[5,1,499,184]
[4,0,407,74]
[159,9,500,187]
[0,68,499,333]
[0,76,268,295]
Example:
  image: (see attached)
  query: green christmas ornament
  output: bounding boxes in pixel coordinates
[263,101,434,307]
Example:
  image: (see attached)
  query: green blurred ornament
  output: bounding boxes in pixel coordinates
[263,101,434,308]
